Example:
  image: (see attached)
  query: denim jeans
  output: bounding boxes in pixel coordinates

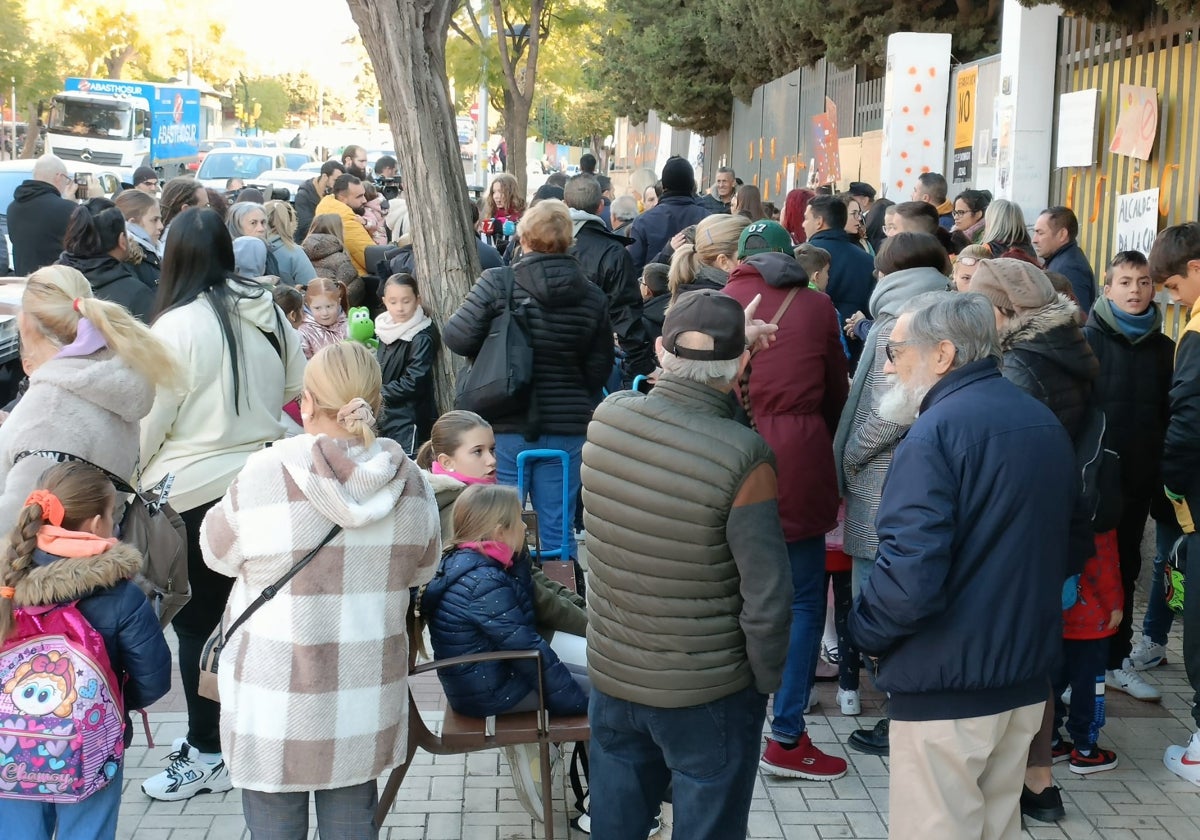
[1053,638,1109,751]
[495,433,584,559]
[1143,517,1184,645]
[587,685,768,840]
[1,765,122,839]
[769,536,826,744]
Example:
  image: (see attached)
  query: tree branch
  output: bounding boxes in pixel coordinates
[491,0,520,95]
[523,0,546,108]
[449,18,477,46]
[464,2,484,41]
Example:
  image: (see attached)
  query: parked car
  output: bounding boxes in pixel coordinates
[282,151,316,170]
[195,148,289,190]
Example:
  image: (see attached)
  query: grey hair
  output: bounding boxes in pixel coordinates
[611,194,639,223]
[981,199,1030,246]
[901,291,1000,369]
[226,202,266,240]
[564,174,602,213]
[659,348,740,390]
[33,154,68,182]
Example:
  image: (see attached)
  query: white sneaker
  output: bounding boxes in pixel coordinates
[141,741,232,801]
[502,742,559,822]
[1129,637,1169,671]
[837,688,861,716]
[804,688,815,714]
[1105,661,1162,702]
[572,802,663,836]
[1164,731,1200,786]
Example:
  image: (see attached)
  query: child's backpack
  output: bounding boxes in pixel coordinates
[0,602,125,803]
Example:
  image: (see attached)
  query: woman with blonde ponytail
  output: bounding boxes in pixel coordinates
[0,265,182,528]
[199,340,439,833]
[667,213,750,300]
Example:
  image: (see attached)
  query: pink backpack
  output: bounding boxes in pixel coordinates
[0,603,125,803]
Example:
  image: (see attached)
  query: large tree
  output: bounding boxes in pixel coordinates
[345,0,480,409]
[0,0,63,155]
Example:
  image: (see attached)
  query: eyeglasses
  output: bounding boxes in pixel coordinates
[952,209,969,218]
[884,339,927,363]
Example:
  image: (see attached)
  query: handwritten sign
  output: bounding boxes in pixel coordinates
[1056,89,1099,168]
[953,67,978,181]
[812,97,841,186]
[1114,189,1160,255]
[1109,84,1158,161]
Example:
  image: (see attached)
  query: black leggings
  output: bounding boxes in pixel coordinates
[171,500,232,755]
[826,571,860,691]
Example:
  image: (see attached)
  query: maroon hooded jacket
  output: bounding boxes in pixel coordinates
[723,252,849,541]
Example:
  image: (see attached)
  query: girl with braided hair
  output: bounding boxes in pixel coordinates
[0,461,170,839]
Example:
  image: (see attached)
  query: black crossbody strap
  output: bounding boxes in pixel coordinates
[15,449,137,495]
[220,523,342,642]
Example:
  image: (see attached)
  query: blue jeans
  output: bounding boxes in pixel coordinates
[495,433,583,559]
[1144,517,1184,645]
[1053,638,1108,751]
[588,685,768,840]
[1,765,122,840]
[769,536,826,744]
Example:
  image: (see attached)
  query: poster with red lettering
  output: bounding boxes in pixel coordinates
[812,98,841,187]
[1109,84,1158,161]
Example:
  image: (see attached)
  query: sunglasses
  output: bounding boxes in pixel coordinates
[957,257,981,267]
[884,339,926,363]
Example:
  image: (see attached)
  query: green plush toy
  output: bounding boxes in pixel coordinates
[347,306,378,350]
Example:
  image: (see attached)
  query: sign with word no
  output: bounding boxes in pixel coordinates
[953,67,978,181]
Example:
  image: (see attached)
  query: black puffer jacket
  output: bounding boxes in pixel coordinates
[569,212,653,383]
[294,178,322,241]
[56,251,155,322]
[642,293,669,347]
[7,181,76,275]
[443,253,613,437]
[377,320,439,455]
[1084,298,1175,504]
[999,296,1098,441]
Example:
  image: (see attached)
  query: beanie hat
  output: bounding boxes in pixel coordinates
[532,184,564,203]
[660,156,695,196]
[969,258,1056,315]
[133,166,158,186]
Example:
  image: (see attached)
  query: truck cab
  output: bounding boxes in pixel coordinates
[48,92,150,169]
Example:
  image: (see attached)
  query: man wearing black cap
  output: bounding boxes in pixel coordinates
[132,166,159,195]
[624,155,708,274]
[581,289,792,840]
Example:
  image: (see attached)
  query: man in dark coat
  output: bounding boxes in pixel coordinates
[565,174,653,385]
[7,154,77,274]
[294,160,344,241]
[1033,206,1097,314]
[850,291,1089,839]
[625,156,709,274]
[699,166,736,215]
[804,194,876,371]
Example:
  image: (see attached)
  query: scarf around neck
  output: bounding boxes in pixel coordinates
[1099,296,1159,341]
[376,307,432,345]
[460,540,514,568]
[37,525,118,558]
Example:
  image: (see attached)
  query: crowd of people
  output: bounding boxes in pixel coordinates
[1,143,1199,840]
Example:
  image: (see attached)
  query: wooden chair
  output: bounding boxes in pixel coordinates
[375,649,590,839]
[523,510,579,595]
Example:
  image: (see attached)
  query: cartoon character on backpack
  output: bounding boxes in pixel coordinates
[4,652,77,717]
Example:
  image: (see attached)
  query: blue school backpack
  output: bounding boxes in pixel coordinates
[0,603,124,803]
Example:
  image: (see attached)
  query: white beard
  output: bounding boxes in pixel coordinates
[877,374,934,426]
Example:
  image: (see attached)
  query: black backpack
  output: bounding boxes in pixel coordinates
[453,267,533,418]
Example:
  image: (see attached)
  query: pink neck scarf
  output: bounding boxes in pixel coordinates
[431,462,496,486]
[461,540,514,568]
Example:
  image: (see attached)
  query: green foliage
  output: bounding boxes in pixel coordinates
[0,0,64,107]
[243,77,292,133]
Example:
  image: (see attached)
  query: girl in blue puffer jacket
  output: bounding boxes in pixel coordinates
[420,483,587,718]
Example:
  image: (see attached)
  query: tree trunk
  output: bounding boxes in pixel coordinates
[20,104,38,159]
[105,44,137,80]
[504,99,530,197]
[345,0,481,412]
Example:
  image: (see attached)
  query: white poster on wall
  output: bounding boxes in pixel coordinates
[879,32,953,202]
[1056,89,1099,168]
[1115,189,1161,255]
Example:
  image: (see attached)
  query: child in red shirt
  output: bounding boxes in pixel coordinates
[1053,530,1123,774]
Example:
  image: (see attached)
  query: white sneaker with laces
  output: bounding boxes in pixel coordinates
[1105,660,1162,702]
[1165,730,1200,786]
[837,688,861,716]
[503,742,559,822]
[1129,637,1169,671]
[141,741,232,801]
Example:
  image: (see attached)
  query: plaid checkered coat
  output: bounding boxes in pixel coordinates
[201,433,440,792]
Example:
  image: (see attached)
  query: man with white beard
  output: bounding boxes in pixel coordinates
[848,291,1092,840]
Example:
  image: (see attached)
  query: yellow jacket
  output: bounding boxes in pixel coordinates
[313,194,371,275]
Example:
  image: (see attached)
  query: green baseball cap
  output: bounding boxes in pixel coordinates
[737,220,793,259]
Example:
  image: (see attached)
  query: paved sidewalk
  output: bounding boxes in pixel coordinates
[118,572,1200,839]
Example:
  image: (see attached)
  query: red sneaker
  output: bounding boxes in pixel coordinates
[760,733,848,780]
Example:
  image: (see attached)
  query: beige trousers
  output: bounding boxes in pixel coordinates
[888,702,1045,840]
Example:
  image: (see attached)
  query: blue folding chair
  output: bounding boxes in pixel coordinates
[515,448,572,561]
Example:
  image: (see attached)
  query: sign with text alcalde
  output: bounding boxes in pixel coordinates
[953,66,978,181]
[1115,189,1160,256]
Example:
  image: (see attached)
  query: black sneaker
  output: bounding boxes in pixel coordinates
[1051,738,1074,764]
[847,718,889,756]
[1020,784,1065,822]
[1069,746,1118,775]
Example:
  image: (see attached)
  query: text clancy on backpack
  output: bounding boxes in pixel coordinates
[0,602,124,803]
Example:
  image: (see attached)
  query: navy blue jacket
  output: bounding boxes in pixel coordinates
[806,229,875,326]
[625,194,709,274]
[420,546,587,718]
[848,360,1090,721]
[1045,241,1097,314]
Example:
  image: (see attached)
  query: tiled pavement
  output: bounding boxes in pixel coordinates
[117,562,1200,839]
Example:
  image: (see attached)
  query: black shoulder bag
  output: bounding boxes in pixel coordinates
[453,267,534,418]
